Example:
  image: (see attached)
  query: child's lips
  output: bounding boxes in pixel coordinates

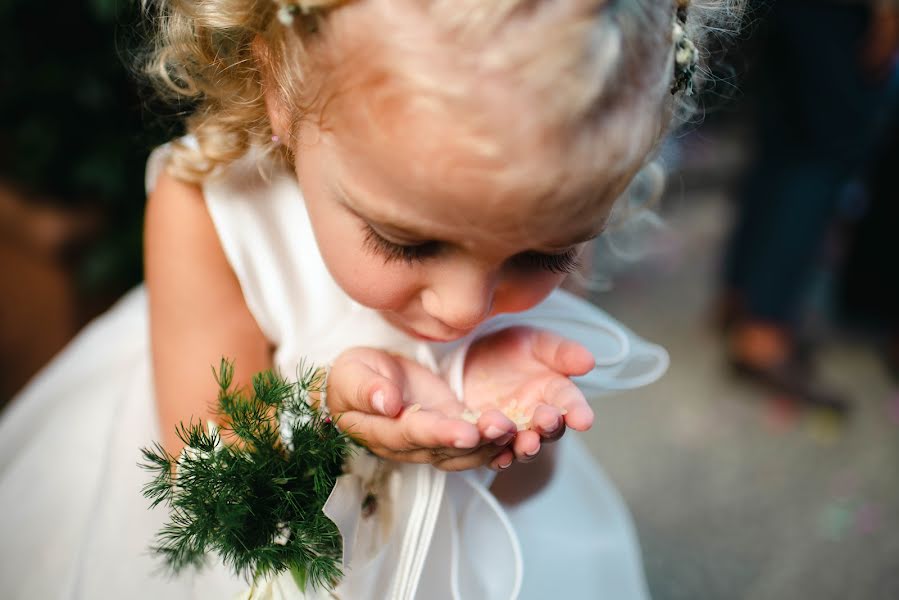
[407,325,474,343]
[382,311,474,342]
[409,330,460,343]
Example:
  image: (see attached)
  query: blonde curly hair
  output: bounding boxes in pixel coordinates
[141,0,743,187]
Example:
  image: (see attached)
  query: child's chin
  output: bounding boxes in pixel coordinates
[409,331,460,343]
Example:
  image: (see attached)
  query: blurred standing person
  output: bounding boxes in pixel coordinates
[717,0,899,409]
[839,92,899,379]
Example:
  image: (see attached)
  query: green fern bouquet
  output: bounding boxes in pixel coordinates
[140,359,354,592]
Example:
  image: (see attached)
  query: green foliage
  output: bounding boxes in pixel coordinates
[140,359,354,592]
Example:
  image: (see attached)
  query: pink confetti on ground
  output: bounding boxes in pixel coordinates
[854,503,880,536]
[888,394,899,426]
[762,395,800,432]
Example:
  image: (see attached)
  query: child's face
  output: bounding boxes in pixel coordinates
[292,96,614,343]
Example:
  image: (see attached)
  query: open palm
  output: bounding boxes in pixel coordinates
[461,326,596,463]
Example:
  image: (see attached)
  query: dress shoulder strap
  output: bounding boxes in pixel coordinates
[144,141,346,354]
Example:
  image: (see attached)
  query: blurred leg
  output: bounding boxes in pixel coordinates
[720,0,893,405]
[840,100,899,376]
[727,0,884,326]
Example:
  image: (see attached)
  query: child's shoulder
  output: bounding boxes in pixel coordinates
[144,136,330,347]
[144,140,212,257]
[142,137,273,290]
[146,137,286,201]
[143,147,233,305]
[145,137,197,198]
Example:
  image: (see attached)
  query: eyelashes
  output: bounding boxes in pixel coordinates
[363,225,442,265]
[513,249,583,274]
[362,224,583,274]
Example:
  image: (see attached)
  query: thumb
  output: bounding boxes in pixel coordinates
[531,329,595,376]
[329,350,405,418]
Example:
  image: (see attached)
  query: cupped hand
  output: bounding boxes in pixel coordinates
[325,347,506,471]
[461,326,595,469]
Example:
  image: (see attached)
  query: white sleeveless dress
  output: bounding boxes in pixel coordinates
[0,143,668,600]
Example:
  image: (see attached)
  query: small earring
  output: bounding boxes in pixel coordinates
[271,134,281,146]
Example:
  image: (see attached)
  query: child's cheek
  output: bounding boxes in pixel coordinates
[304,205,416,311]
[493,272,565,315]
[326,251,417,311]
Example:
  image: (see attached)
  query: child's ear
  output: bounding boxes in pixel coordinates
[252,36,291,141]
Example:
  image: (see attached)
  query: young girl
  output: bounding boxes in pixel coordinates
[0,0,737,598]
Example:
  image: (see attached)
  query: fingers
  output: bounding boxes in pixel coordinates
[338,407,481,453]
[477,409,517,445]
[489,449,515,471]
[531,404,565,441]
[433,445,506,472]
[329,351,405,417]
[542,376,594,432]
[511,429,541,463]
[530,329,595,376]
[338,413,501,471]
[398,409,481,450]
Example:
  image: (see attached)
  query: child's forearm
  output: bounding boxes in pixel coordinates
[154,349,272,457]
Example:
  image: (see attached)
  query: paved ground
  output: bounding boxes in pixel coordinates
[578,156,899,599]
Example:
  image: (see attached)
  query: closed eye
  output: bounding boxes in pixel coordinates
[363,224,582,273]
[362,225,442,264]
[510,249,582,274]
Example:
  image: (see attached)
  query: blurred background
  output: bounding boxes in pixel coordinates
[0,0,175,401]
[1,0,897,599]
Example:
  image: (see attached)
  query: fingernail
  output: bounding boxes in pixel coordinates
[493,433,514,446]
[498,458,513,470]
[525,447,539,457]
[543,419,563,435]
[484,425,504,439]
[372,390,387,415]
[454,437,478,449]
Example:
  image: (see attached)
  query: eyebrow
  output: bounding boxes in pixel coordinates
[332,180,606,249]
[332,183,428,238]
[542,228,604,249]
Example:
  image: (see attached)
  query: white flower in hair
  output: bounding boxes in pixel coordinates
[276,4,298,26]
[671,6,698,95]
[673,22,697,67]
[272,0,342,26]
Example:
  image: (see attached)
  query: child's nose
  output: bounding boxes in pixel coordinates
[422,267,496,332]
